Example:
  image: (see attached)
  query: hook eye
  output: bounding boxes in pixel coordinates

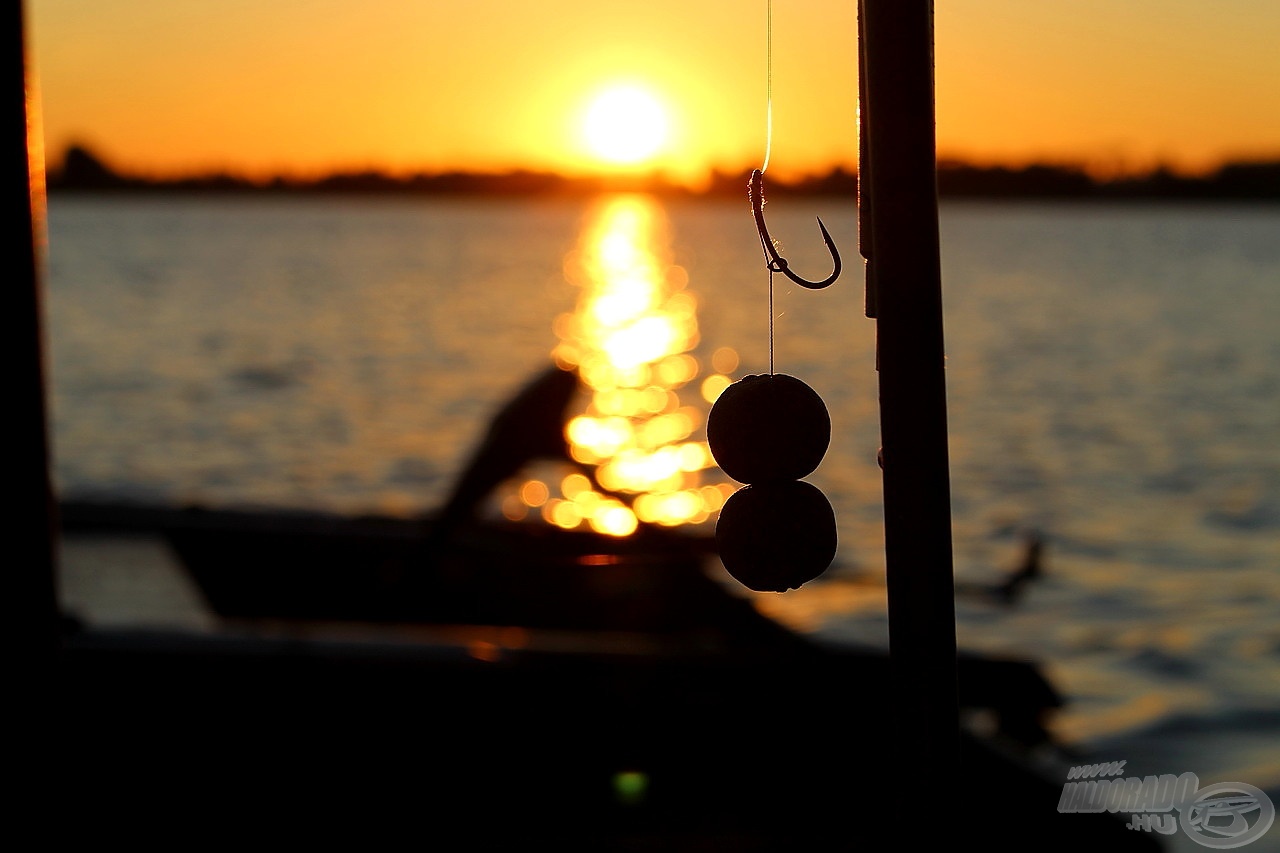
[750,169,841,290]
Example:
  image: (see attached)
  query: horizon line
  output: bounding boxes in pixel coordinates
[47,144,1280,201]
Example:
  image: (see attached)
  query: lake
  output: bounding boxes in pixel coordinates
[43,192,1280,846]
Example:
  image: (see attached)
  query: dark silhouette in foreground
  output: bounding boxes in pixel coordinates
[56,368,1150,850]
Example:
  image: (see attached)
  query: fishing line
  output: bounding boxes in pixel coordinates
[769,268,775,375]
[762,0,773,175]
[764,0,775,374]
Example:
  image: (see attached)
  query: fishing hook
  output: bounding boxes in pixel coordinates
[749,169,841,289]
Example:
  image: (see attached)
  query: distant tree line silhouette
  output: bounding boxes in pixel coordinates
[48,143,1280,201]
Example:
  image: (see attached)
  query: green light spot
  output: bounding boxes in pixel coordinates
[612,770,649,806]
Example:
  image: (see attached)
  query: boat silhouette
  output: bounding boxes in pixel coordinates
[58,495,1154,850]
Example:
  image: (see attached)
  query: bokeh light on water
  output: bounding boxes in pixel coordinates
[499,195,736,535]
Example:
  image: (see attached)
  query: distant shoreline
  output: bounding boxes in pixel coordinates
[45,145,1280,202]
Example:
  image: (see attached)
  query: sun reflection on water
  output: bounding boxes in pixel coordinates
[502,195,736,536]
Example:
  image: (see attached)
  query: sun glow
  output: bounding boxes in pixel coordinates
[581,84,671,165]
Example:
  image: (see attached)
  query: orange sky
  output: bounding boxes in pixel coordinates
[27,0,1280,187]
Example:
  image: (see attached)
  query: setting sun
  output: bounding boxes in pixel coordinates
[581,84,671,166]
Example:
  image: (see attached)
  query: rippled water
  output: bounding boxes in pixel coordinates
[44,193,1280,831]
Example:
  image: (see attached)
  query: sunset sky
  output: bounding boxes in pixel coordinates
[27,0,1280,187]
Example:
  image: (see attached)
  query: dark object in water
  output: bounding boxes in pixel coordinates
[955,531,1046,605]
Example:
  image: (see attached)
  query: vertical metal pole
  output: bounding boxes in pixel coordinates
[859,0,959,823]
[856,3,877,321]
[9,1,61,655]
